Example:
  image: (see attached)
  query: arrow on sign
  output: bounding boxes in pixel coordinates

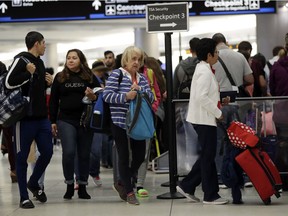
[0,2,8,14]
[92,0,101,11]
[160,22,177,28]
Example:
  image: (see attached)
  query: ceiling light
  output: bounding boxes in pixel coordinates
[285,2,288,8]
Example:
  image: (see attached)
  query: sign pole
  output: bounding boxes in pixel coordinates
[145,2,188,200]
[157,32,183,199]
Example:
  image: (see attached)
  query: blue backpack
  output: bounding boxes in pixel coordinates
[126,91,155,140]
[89,91,111,133]
[81,69,123,133]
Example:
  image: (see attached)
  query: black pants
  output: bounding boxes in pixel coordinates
[180,124,220,201]
[111,123,146,194]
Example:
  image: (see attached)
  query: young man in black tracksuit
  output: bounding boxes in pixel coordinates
[5,31,54,209]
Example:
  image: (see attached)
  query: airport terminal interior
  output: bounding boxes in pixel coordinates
[1,1,288,216]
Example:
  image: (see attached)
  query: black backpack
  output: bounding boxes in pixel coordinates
[176,58,199,99]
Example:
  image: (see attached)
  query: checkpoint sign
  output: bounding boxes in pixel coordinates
[146,2,189,33]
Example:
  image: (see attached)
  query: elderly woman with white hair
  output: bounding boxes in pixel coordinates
[103,46,153,205]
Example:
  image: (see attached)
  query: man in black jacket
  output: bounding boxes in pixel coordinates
[6,31,53,209]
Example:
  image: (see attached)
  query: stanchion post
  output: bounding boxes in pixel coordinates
[157,32,184,199]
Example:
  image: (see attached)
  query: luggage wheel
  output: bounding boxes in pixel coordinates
[263,198,271,205]
[275,191,281,198]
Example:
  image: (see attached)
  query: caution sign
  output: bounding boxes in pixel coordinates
[146,2,189,33]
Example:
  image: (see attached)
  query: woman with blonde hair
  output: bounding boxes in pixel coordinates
[103,46,153,205]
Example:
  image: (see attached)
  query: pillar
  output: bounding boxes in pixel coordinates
[42,43,59,74]
[256,2,288,59]
[134,27,160,58]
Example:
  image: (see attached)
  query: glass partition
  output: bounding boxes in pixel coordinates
[174,97,288,184]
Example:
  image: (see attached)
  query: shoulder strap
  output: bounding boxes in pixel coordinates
[128,92,142,132]
[147,68,153,86]
[20,56,30,64]
[267,61,272,70]
[113,68,123,85]
[128,91,153,132]
[218,57,236,86]
[118,69,123,85]
[146,68,157,100]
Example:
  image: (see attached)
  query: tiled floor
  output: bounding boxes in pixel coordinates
[0,147,287,216]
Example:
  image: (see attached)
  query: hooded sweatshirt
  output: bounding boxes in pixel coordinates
[270,56,288,96]
[5,51,48,119]
[173,56,199,98]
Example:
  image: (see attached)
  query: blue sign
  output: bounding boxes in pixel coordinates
[0,0,277,23]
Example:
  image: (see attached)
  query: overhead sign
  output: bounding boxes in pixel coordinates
[0,0,276,23]
[146,2,188,33]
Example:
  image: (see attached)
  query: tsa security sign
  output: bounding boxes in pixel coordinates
[146,2,188,33]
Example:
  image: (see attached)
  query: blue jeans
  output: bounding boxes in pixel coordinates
[101,134,113,167]
[89,133,103,177]
[58,120,93,185]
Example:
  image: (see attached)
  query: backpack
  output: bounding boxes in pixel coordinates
[146,68,157,101]
[89,90,111,133]
[0,57,31,127]
[176,57,199,99]
[80,69,123,133]
[126,91,155,140]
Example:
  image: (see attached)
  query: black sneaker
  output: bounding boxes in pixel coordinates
[112,182,127,201]
[20,199,35,209]
[27,185,47,203]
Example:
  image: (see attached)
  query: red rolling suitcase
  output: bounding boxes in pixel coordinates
[235,148,282,205]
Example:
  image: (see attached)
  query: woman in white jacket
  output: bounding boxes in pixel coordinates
[176,38,228,205]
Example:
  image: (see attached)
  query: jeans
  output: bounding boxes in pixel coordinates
[136,139,151,188]
[58,120,93,185]
[89,133,103,177]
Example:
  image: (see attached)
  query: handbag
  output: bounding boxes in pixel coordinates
[126,91,155,140]
[227,121,259,149]
[218,57,251,97]
[0,57,32,127]
[80,103,93,129]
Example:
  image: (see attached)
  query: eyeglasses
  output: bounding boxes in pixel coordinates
[214,50,219,55]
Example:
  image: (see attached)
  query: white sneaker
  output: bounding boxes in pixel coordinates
[176,186,200,203]
[92,176,102,187]
[244,182,253,187]
[219,184,228,189]
[203,197,229,205]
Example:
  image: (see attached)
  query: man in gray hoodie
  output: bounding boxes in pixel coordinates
[173,37,200,99]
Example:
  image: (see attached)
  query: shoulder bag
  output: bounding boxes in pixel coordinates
[218,57,251,97]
